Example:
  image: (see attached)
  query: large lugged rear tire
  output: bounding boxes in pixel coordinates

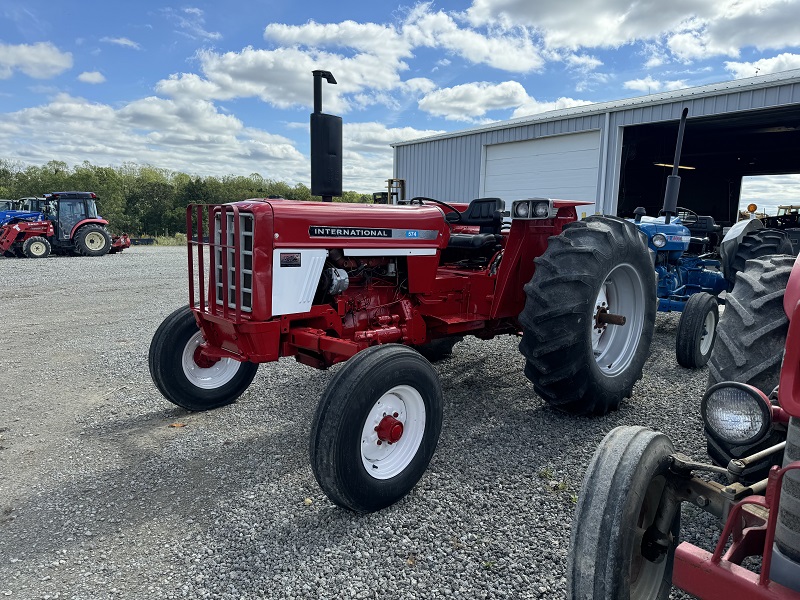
[568,426,679,600]
[726,228,793,289]
[519,216,656,415]
[75,224,112,257]
[705,255,793,480]
[309,344,443,513]
[149,306,259,411]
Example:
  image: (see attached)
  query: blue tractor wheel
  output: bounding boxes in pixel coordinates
[675,292,718,368]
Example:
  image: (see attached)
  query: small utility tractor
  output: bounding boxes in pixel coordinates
[630,108,793,369]
[149,70,658,513]
[568,252,800,600]
[0,191,130,258]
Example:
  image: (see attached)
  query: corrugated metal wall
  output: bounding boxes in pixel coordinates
[395,77,800,213]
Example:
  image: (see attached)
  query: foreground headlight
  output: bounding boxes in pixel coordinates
[701,382,771,445]
[512,198,553,220]
[532,201,549,217]
[652,233,667,248]
[513,201,530,218]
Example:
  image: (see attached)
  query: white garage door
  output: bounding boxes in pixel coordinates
[481,131,601,218]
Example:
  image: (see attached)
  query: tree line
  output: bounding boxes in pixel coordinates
[0,160,372,236]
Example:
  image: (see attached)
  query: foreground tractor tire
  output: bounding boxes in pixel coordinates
[726,228,793,289]
[75,224,112,257]
[568,426,680,600]
[149,306,259,411]
[22,236,51,259]
[675,292,718,368]
[309,345,443,513]
[519,216,656,415]
[705,255,794,481]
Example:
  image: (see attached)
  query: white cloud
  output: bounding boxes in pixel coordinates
[725,53,800,78]
[623,75,687,92]
[566,54,603,72]
[78,71,106,84]
[419,81,530,120]
[0,42,72,79]
[741,174,800,213]
[511,96,592,118]
[100,37,141,50]
[162,7,221,41]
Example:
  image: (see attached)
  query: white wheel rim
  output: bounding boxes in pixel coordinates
[630,475,670,598]
[699,310,716,355]
[361,385,426,480]
[181,331,240,389]
[86,231,106,250]
[591,263,646,376]
[30,241,46,255]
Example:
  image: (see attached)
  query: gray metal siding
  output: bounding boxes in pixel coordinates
[397,76,800,212]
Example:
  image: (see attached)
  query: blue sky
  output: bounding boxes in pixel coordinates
[2,0,800,207]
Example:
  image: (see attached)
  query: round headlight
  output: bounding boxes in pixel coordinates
[652,233,667,248]
[533,201,549,218]
[701,382,771,445]
[514,202,530,218]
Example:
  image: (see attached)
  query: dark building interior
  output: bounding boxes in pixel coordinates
[616,105,800,225]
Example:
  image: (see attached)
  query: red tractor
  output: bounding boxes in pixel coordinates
[0,191,131,258]
[149,71,658,513]
[568,253,800,599]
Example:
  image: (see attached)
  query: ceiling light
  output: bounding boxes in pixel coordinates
[653,163,696,170]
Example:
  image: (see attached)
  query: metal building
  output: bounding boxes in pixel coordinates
[393,69,800,224]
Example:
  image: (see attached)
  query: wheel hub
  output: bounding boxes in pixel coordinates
[375,415,404,444]
[193,345,220,369]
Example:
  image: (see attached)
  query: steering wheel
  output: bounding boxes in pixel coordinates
[409,197,462,221]
[675,206,699,225]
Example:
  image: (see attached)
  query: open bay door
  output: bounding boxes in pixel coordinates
[481,131,602,219]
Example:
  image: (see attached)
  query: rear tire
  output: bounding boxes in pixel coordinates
[705,255,794,481]
[309,345,443,513]
[568,426,679,600]
[519,216,656,415]
[675,292,718,368]
[148,306,258,411]
[726,229,793,289]
[75,224,111,257]
[22,236,51,259]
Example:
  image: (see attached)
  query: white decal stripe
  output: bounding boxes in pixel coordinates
[343,248,438,256]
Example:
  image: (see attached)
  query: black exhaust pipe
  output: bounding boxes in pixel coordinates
[662,107,689,224]
[310,70,342,202]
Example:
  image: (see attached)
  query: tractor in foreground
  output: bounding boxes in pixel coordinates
[149,70,658,513]
[629,108,793,369]
[0,191,130,258]
[568,253,800,599]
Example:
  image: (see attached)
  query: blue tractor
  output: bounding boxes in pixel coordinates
[631,108,793,368]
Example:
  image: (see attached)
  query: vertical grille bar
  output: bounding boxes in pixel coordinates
[186,206,195,309]
[196,204,206,312]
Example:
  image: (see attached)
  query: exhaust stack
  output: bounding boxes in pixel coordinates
[662,107,689,224]
[310,70,342,202]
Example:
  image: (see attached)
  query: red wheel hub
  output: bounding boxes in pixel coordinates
[376,415,404,444]
[193,345,220,369]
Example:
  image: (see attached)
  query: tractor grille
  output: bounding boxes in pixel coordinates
[187,204,253,321]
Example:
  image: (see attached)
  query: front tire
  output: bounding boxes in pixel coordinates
[148,306,258,411]
[75,224,112,257]
[705,255,794,480]
[675,292,718,368]
[22,236,51,259]
[309,345,443,513]
[568,426,680,600]
[519,216,656,415]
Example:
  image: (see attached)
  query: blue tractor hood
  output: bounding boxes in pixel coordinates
[0,210,46,227]
[629,215,692,261]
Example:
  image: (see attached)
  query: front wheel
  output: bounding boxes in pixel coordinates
[519,216,656,415]
[148,306,259,411]
[309,345,443,513]
[22,236,51,259]
[675,292,718,368]
[568,426,680,600]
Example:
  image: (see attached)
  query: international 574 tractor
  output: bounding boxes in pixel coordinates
[568,253,800,600]
[149,71,658,513]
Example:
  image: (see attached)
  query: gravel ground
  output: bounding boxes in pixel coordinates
[0,246,723,599]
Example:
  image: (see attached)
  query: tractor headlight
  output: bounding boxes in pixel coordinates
[652,233,667,248]
[512,199,553,220]
[513,201,530,218]
[701,382,771,445]
[532,201,550,218]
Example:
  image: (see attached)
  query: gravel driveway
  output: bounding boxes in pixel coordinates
[0,246,716,599]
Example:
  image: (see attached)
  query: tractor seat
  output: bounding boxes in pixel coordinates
[446,197,506,235]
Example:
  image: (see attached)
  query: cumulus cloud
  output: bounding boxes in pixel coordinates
[100,37,141,50]
[418,81,530,120]
[78,71,106,84]
[623,75,687,92]
[511,96,593,118]
[0,42,72,79]
[725,53,800,78]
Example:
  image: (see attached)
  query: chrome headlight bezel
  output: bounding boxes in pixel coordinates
[701,382,772,446]
[511,198,555,220]
[652,233,667,248]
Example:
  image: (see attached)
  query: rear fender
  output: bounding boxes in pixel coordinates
[785,254,800,320]
[70,219,109,239]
